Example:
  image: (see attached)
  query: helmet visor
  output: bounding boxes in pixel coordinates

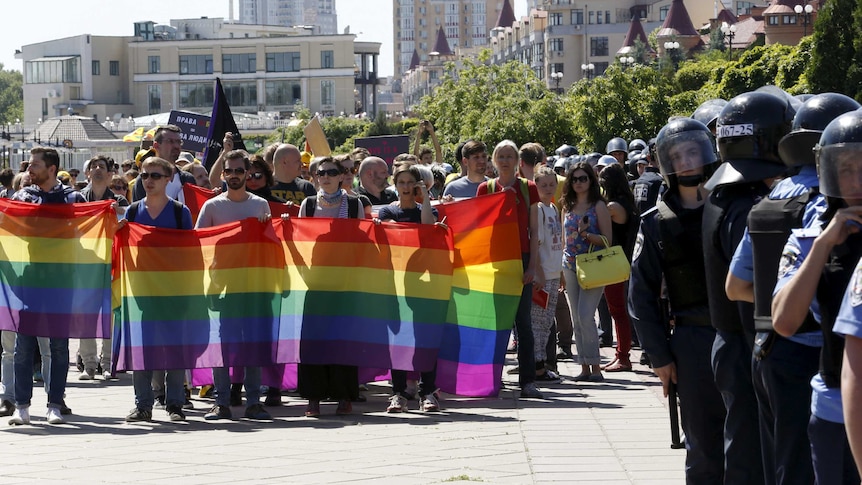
[817,143,862,199]
[657,130,717,178]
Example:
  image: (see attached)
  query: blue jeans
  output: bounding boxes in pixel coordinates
[213,367,261,407]
[1,332,50,401]
[14,335,68,408]
[133,369,185,410]
[515,254,535,387]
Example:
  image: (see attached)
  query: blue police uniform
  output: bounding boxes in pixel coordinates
[728,165,825,484]
[629,193,725,484]
[777,222,862,485]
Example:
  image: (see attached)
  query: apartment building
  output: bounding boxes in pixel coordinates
[238,0,338,34]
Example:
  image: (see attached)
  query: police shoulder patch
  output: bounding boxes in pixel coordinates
[632,232,644,263]
[777,244,801,280]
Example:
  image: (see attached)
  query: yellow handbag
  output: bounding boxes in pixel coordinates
[575,235,631,290]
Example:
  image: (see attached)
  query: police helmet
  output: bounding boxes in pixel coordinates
[555,144,578,157]
[756,85,803,112]
[707,91,795,189]
[605,137,628,155]
[691,98,728,132]
[553,157,568,175]
[815,110,862,200]
[795,93,816,104]
[778,93,861,167]
[655,118,718,190]
[596,155,619,168]
[628,138,647,152]
[583,152,602,167]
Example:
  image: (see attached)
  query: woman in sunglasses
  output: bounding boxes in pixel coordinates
[245,155,285,203]
[335,154,373,218]
[298,157,364,417]
[561,161,612,382]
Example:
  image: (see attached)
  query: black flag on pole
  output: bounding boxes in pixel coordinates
[203,77,246,171]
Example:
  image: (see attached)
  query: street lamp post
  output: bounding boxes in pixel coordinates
[664,41,680,67]
[580,62,595,80]
[721,22,737,61]
[794,3,814,37]
[551,71,563,93]
[619,56,635,70]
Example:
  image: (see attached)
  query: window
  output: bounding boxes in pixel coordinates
[179,83,214,108]
[148,85,161,114]
[148,56,160,74]
[550,38,564,52]
[265,80,302,106]
[768,15,779,25]
[597,12,603,24]
[92,60,100,75]
[222,81,257,107]
[222,53,256,73]
[321,50,334,69]
[266,52,301,72]
[179,55,213,75]
[660,6,670,21]
[571,9,583,25]
[594,62,609,75]
[24,57,80,84]
[590,37,609,56]
[110,61,119,76]
[42,98,48,117]
[589,11,595,24]
[606,11,611,23]
[783,15,797,24]
[321,80,334,105]
[737,1,754,16]
[550,12,563,26]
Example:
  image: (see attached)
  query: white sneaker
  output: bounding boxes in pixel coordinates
[102,371,114,381]
[420,393,440,412]
[9,407,30,425]
[78,369,95,381]
[386,395,407,413]
[46,407,65,424]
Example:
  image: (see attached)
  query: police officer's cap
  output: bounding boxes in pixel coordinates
[707,91,794,190]
[815,110,862,199]
[778,93,861,167]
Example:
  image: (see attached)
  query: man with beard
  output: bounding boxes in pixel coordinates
[357,156,397,205]
[8,148,85,426]
[195,149,272,422]
[131,125,195,202]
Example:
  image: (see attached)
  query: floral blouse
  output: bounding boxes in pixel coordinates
[563,204,599,270]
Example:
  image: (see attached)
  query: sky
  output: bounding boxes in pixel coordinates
[1,1,528,78]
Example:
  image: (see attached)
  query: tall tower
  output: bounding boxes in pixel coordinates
[238,0,337,34]
[393,0,505,79]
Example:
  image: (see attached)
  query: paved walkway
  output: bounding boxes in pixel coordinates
[1,343,685,484]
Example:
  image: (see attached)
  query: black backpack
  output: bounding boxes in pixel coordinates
[304,195,360,219]
[126,199,185,229]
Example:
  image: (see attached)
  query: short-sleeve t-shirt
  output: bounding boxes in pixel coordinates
[377,205,438,223]
[126,198,193,230]
[195,192,270,228]
[443,177,486,199]
[271,178,316,203]
[476,178,540,254]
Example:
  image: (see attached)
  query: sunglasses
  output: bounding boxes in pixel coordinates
[140,172,168,180]
[317,168,342,177]
[248,172,265,180]
[223,167,246,175]
[111,184,127,191]
[571,175,590,184]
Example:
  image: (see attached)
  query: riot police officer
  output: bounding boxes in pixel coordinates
[691,99,727,135]
[725,92,859,484]
[773,109,862,485]
[606,137,628,164]
[633,138,664,215]
[704,91,796,485]
[629,118,725,484]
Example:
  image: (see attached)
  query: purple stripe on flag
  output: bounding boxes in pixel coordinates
[0,308,111,339]
[436,359,503,397]
[113,341,279,371]
[282,339,439,371]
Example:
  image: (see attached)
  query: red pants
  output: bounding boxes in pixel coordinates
[603,282,632,363]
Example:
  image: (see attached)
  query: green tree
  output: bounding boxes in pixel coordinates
[0,64,23,124]
[807,0,861,99]
[417,52,577,154]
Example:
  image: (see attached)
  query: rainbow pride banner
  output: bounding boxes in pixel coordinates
[112,218,285,371]
[273,217,454,371]
[0,199,115,338]
[435,192,523,396]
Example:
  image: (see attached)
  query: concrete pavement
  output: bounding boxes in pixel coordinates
[0,343,685,484]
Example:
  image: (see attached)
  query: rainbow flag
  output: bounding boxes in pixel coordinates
[0,199,115,338]
[435,192,523,396]
[112,218,285,371]
[273,217,454,371]
[182,184,298,225]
